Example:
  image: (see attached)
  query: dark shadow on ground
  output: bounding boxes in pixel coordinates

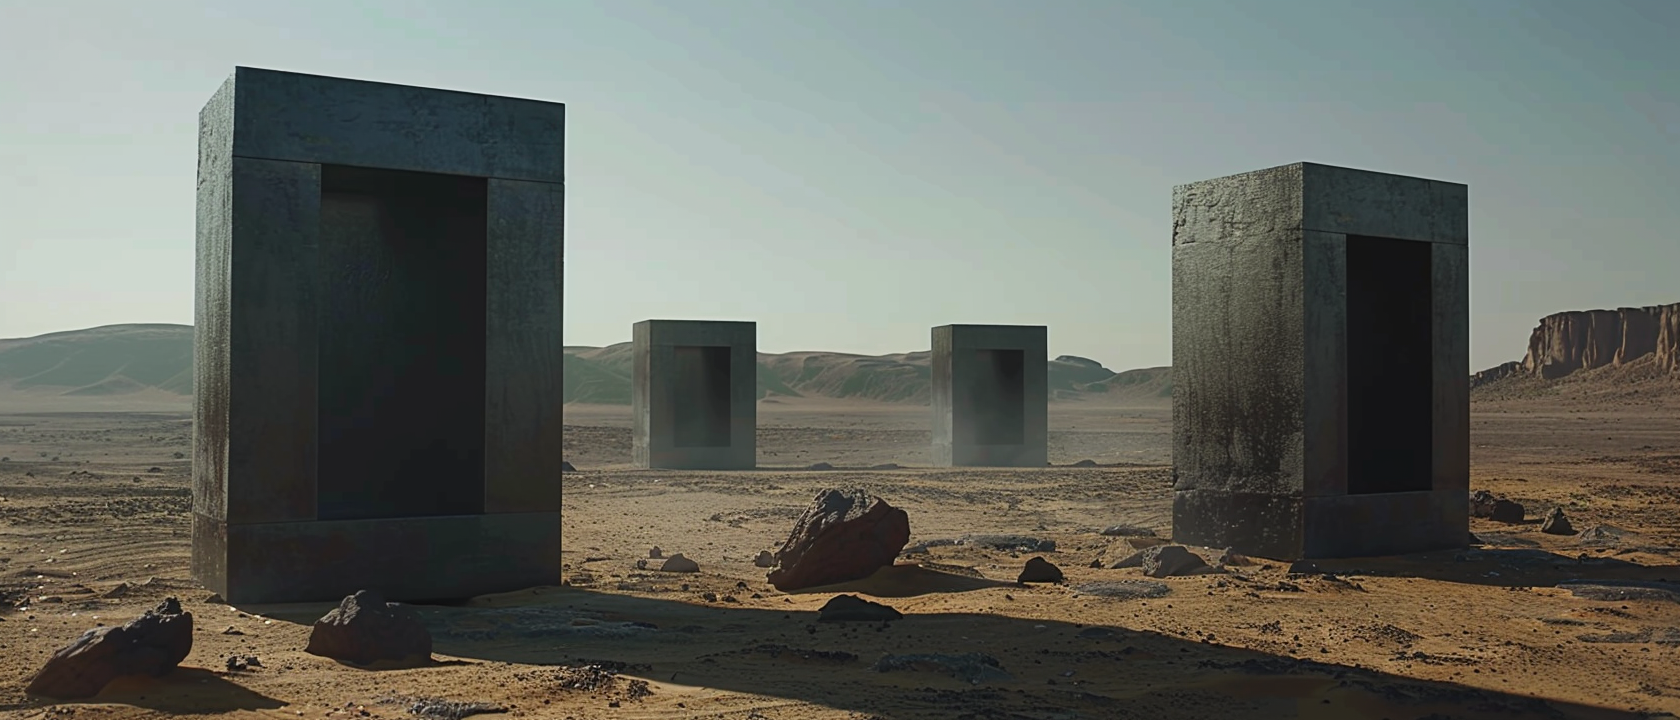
[247,586,1657,720]
[1292,545,1680,591]
[785,565,1015,597]
[4,667,287,715]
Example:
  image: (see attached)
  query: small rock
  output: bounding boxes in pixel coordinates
[660,554,700,573]
[1126,536,1169,550]
[224,654,261,672]
[805,462,835,471]
[649,547,663,559]
[26,597,194,699]
[1287,560,1321,575]
[222,626,243,635]
[867,463,902,470]
[1541,507,1575,535]
[753,551,776,568]
[561,461,576,472]
[1214,548,1252,568]
[1017,557,1063,583]
[101,582,132,599]
[818,594,903,623]
[1070,459,1098,468]
[1470,489,1525,523]
[1139,546,1214,578]
[304,590,432,666]
[1577,525,1624,545]
[1099,525,1156,538]
[203,593,225,605]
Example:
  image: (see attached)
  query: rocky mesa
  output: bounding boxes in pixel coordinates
[1518,302,1680,379]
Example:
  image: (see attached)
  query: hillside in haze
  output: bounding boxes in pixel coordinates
[563,343,1172,406]
[7,303,1676,413]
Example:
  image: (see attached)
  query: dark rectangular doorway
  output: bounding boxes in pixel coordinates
[962,348,1026,446]
[316,165,488,520]
[1346,235,1434,494]
[673,345,732,448]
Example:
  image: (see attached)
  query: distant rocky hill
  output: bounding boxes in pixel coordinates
[0,324,1170,410]
[1471,302,1680,403]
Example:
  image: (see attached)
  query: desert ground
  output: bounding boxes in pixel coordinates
[2,392,1680,720]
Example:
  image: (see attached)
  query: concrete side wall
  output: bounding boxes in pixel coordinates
[226,67,565,183]
[632,320,757,469]
[1301,230,1349,498]
[1170,166,1308,496]
[931,324,1048,468]
[1431,243,1471,495]
[483,178,565,514]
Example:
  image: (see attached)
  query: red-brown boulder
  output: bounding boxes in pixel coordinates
[26,597,193,699]
[767,488,910,592]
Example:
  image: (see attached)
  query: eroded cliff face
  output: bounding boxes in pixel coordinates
[1520,303,1680,379]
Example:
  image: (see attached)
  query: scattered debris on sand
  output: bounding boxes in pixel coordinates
[1541,507,1576,535]
[305,589,432,667]
[768,488,910,591]
[545,663,654,702]
[1075,580,1172,599]
[1099,524,1156,537]
[26,597,193,699]
[962,534,1056,552]
[872,653,1011,684]
[381,695,509,720]
[817,594,903,623]
[225,653,262,671]
[1017,556,1064,583]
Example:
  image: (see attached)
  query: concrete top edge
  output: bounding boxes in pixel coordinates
[1171,161,1467,191]
[932,324,1048,331]
[634,319,758,327]
[231,66,566,108]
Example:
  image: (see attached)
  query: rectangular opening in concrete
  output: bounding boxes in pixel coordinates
[1346,235,1434,495]
[672,345,732,448]
[316,165,488,520]
[967,348,1026,445]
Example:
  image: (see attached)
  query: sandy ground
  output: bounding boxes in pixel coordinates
[1,397,1679,719]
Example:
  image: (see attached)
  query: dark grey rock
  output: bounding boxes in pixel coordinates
[659,554,699,573]
[753,550,776,568]
[1017,557,1063,583]
[1541,507,1575,535]
[1140,545,1214,578]
[806,462,835,471]
[817,594,902,623]
[1215,547,1253,567]
[561,461,576,473]
[1470,489,1525,523]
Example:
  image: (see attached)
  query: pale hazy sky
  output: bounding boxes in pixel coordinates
[2,0,1675,371]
